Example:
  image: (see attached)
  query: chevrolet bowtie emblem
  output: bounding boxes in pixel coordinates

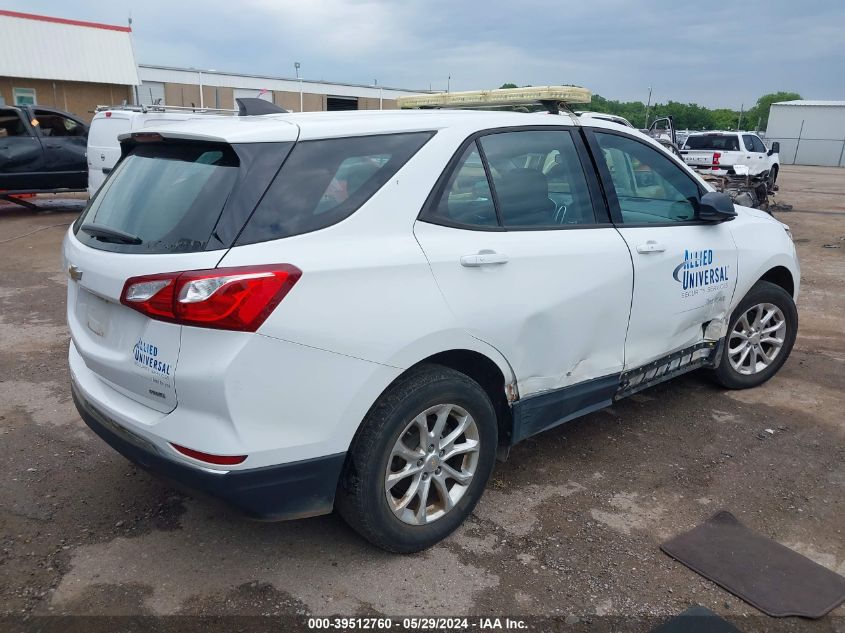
[68,265,83,281]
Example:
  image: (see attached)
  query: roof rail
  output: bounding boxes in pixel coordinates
[397,86,591,114]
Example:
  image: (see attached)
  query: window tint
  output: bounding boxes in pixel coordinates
[742,135,756,152]
[594,132,700,224]
[0,111,27,137]
[480,130,596,227]
[426,142,498,228]
[35,112,83,137]
[237,132,432,244]
[74,143,239,253]
[751,136,767,153]
[684,135,739,151]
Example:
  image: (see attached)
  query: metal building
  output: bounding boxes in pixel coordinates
[137,65,428,113]
[0,9,139,116]
[0,9,431,121]
[765,100,845,167]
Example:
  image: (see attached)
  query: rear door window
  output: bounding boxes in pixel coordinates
[74,143,240,253]
[236,132,433,244]
[0,110,28,137]
[479,130,597,227]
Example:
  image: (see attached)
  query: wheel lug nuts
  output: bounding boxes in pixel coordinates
[435,467,441,475]
[417,459,424,467]
[422,473,429,480]
[439,449,445,457]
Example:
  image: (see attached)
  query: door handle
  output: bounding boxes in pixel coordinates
[636,241,666,254]
[460,251,509,267]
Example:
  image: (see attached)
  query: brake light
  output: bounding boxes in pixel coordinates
[120,264,301,331]
[712,152,721,166]
[131,132,164,143]
[171,443,247,466]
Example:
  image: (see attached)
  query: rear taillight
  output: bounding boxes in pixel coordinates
[120,264,301,331]
[712,152,721,167]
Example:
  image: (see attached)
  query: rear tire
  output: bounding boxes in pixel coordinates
[711,280,797,389]
[336,364,497,553]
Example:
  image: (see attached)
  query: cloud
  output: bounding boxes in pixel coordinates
[3,0,844,107]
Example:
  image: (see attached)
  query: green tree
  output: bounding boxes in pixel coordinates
[744,92,802,130]
[710,108,740,130]
[499,83,518,89]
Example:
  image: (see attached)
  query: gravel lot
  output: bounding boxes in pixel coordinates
[1,167,843,631]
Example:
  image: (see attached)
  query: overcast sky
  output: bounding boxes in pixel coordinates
[6,0,844,108]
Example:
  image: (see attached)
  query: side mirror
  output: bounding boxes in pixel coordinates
[698,191,737,222]
[768,141,780,156]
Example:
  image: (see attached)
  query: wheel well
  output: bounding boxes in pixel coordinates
[415,350,514,449]
[759,266,794,297]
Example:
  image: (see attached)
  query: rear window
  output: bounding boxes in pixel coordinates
[684,135,740,151]
[89,116,130,147]
[75,143,239,253]
[235,132,433,244]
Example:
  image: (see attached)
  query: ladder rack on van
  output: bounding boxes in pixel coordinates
[397,86,592,115]
[94,104,238,115]
[93,98,289,117]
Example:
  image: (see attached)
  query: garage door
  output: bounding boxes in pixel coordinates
[138,82,165,106]
[327,96,358,111]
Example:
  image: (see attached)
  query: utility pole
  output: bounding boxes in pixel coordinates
[643,86,652,128]
[737,103,744,130]
[294,62,302,112]
[447,75,451,93]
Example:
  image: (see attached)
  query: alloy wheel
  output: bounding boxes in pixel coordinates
[384,403,480,525]
[728,302,787,375]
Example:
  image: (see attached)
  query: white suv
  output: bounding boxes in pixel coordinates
[681,131,780,185]
[64,110,799,552]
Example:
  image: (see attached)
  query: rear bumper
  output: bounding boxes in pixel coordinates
[72,382,346,521]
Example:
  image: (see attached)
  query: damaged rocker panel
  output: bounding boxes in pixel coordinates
[509,339,723,445]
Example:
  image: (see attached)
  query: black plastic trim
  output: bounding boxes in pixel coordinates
[510,374,620,444]
[72,383,345,521]
[616,340,721,398]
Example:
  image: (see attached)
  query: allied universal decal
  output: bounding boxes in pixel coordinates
[673,249,730,295]
[133,339,171,377]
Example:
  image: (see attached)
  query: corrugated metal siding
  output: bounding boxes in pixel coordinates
[0,14,139,85]
[766,104,845,167]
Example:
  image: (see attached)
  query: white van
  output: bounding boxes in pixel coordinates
[87,99,289,197]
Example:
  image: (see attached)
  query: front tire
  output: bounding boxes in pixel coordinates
[335,364,497,553]
[711,280,797,389]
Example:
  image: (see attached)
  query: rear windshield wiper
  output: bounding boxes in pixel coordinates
[80,224,143,245]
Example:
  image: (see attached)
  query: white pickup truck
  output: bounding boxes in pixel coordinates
[681,131,780,186]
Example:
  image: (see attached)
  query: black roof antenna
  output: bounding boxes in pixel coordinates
[236,98,290,116]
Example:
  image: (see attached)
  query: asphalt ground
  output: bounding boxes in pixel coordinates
[0,166,843,632]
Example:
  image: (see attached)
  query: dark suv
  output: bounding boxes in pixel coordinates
[0,105,88,192]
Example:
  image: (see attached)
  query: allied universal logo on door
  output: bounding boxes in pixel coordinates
[673,249,730,295]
